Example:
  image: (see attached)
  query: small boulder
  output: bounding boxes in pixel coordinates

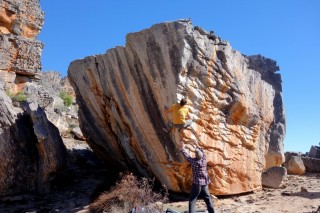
[287,156,305,175]
[301,186,308,192]
[262,166,287,188]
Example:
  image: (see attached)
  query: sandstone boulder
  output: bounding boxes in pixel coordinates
[302,157,320,173]
[68,19,286,195]
[0,79,68,196]
[287,156,305,175]
[308,146,320,159]
[262,166,287,188]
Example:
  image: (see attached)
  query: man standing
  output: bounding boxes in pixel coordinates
[181,143,215,213]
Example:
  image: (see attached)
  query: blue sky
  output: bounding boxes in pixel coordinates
[39,0,320,153]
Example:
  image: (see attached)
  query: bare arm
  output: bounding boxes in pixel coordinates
[164,105,173,114]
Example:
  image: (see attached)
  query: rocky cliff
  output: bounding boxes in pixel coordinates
[68,19,286,195]
[0,0,69,197]
[0,0,44,93]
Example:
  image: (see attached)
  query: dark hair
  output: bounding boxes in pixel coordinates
[180,98,187,106]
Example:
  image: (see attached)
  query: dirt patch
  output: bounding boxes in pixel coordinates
[165,173,320,213]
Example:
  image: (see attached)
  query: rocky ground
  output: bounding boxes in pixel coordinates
[165,173,320,213]
[0,139,118,213]
[1,139,319,213]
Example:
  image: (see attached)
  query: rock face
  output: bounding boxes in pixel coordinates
[302,157,320,172]
[0,79,67,196]
[308,146,320,159]
[68,20,286,195]
[27,71,80,137]
[0,1,70,197]
[287,156,305,175]
[0,0,44,93]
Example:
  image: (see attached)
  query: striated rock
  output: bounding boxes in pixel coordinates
[302,157,320,173]
[287,156,305,175]
[308,146,320,159]
[0,0,44,92]
[0,79,67,196]
[68,20,286,195]
[262,166,287,188]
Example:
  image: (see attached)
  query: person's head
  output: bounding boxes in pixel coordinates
[180,98,187,106]
[195,148,203,160]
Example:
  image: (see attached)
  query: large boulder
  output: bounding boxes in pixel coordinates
[287,156,305,175]
[0,79,68,196]
[262,166,287,188]
[68,19,286,195]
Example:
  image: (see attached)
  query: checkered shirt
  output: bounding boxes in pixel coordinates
[181,148,211,186]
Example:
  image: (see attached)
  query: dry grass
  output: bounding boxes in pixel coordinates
[89,173,168,213]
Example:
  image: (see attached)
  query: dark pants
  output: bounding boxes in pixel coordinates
[189,184,215,213]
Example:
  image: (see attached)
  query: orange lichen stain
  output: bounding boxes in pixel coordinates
[22,26,39,38]
[0,5,17,34]
[0,6,16,24]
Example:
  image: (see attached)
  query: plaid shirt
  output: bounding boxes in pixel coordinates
[182,148,211,186]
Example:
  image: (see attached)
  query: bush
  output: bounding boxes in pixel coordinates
[11,92,27,102]
[59,91,73,107]
[90,173,168,213]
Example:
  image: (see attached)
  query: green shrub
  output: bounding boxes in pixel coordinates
[11,92,27,102]
[6,89,13,98]
[59,91,73,107]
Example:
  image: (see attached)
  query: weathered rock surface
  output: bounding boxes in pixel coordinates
[287,156,305,175]
[308,145,320,159]
[261,166,287,188]
[25,71,80,137]
[301,157,320,173]
[0,1,71,197]
[68,19,286,195]
[0,0,44,37]
[0,79,67,196]
[0,0,44,92]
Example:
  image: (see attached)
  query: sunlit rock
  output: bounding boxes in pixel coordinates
[68,19,286,195]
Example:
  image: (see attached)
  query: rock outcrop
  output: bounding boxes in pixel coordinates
[0,1,70,197]
[27,71,81,138]
[308,146,320,159]
[0,0,44,93]
[68,19,286,195]
[0,79,67,196]
[284,150,320,173]
[302,157,320,173]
